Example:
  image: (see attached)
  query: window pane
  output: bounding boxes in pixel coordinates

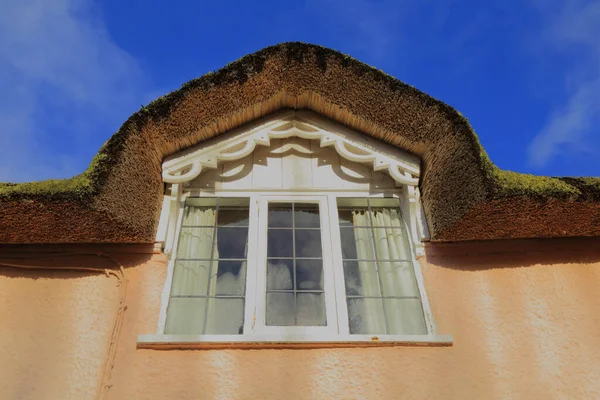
[216,227,248,259]
[295,229,322,258]
[347,298,386,334]
[217,208,249,227]
[170,261,211,296]
[268,204,293,227]
[372,228,412,261]
[266,292,295,326]
[182,200,217,226]
[267,229,293,257]
[294,204,320,228]
[378,262,419,297]
[177,228,215,259]
[205,298,245,335]
[296,293,326,326]
[384,298,427,335]
[164,298,206,334]
[267,259,294,290]
[370,208,404,228]
[339,228,375,260]
[337,198,369,227]
[296,259,323,290]
[343,261,381,297]
[214,260,246,296]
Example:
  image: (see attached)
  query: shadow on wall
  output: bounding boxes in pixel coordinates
[425,237,600,271]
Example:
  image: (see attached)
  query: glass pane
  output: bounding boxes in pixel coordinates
[267,259,294,290]
[337,198,369,227]
[266,292,295,326]
[296,259,323,290]
[214,260,246,296]
[182,200,217,226]
[370,208,404,228]
[296,293,326,326]
[347,298,386,334]
[372,228,411,260]
[343,261,381,296]
[339,228,375,260]
[217,208,249,227]
[176,228,215,259]
[216,227,248,258]
[205,298,245,335]
[267,229,293,257]
[378,262,419,297]
[164,297,206,334]
[268,203,293,227]
[384,298,427,335]
[170,261,211,296]
[295,229,322,258]
[294,204,320,228]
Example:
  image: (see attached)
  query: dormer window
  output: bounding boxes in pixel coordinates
[140,111,451,346]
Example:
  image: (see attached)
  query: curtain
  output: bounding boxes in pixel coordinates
[353,208,426,335]
[165,206,218,334]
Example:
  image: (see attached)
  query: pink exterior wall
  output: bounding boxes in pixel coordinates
[1,239,600,400]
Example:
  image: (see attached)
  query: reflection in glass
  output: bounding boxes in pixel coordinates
[216,227,248,258]
[268,204,293,227]
[214,260,246,296]
[294,204,320,228]
[267,229,293,257]
[295,259,323,290]
[266,292,294,326]
[295,229,322,258]
[296,293,326,326]
[267,259,294,290]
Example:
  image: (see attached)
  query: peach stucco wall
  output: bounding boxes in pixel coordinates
[1,239,600,400]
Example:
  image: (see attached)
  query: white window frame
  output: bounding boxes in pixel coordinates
[140,111,453,347]
[142,188,452,347]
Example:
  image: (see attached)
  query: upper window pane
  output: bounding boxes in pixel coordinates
[268,204,293,227]
[294,204,320,228]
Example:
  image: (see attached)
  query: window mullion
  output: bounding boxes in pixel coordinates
[242,194,261,335]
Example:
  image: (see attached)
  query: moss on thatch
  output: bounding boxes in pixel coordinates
[1,42,599,244]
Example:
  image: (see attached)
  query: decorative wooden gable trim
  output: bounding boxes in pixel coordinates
[158,110,428,256]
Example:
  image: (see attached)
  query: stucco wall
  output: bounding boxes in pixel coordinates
[1,239,600,400]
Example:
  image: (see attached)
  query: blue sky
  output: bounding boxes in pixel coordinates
[1,0,599,182]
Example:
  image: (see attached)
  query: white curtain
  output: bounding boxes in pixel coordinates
[352,208,426,334]
[165,206,218,334]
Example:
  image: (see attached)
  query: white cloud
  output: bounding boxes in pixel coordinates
[527,0,600,169]
[0,0,154,182]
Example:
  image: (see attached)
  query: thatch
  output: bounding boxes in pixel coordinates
[1,42,599,244]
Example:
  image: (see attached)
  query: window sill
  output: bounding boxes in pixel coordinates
[137,334,453,350]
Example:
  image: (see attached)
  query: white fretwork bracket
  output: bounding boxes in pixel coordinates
[159,110,428,256]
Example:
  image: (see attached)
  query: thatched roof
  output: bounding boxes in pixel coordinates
[1,42,599,244]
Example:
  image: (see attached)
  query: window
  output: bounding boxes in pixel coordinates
[142,112,453,346]
[159,193,435,341]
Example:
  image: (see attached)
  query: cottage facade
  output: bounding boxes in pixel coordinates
[1,43,600,400]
